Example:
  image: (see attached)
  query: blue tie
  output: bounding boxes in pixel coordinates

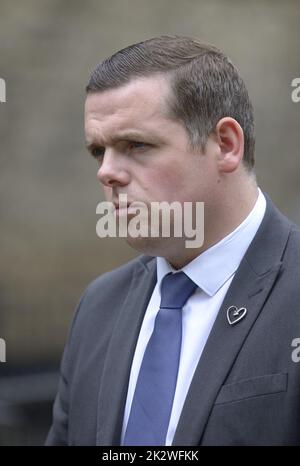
[123,272,198,446]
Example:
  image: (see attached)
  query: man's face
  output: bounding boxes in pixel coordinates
[84,75,220,257]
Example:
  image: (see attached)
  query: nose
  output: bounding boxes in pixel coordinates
[97,149,130,187]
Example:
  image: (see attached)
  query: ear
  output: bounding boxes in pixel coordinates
[214,117,244,173]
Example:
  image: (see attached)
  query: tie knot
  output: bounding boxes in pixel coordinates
[160,272,198,309]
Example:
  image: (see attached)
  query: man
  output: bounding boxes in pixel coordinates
[46,36,300,446]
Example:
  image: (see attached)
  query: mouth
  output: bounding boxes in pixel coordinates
[112,198,132,218]
[113,202,130,212]
[112,200,147,217]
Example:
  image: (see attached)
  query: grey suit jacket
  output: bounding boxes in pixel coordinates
[46,195,300,446]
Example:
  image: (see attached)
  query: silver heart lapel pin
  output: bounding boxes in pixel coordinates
[227,306,247,326]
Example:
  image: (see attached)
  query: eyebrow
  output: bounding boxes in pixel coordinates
[85,130,151,153]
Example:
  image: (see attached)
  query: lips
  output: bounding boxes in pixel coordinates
[113,197,142,208]
[113,201,130,210]
[112,200,147,218]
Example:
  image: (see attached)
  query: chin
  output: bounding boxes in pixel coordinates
[126,235,167,256]
[125,235,183,260]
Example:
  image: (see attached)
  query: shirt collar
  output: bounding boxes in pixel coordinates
[157,188,266,296]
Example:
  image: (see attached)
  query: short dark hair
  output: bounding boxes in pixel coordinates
[86,35,255,170]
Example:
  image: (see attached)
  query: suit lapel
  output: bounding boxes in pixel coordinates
[172,196,291,445]
[96,256,157,445]
[172,259,282,445]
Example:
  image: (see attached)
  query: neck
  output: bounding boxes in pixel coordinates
[166,177,259,269]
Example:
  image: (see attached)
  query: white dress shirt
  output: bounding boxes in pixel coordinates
[121,188,266,445]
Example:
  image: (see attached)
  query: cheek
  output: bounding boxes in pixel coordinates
[144,165,188,200]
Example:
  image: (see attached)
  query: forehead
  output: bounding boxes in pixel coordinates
[84,75,173,143]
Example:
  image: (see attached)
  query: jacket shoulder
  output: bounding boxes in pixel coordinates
[86,254,155,294]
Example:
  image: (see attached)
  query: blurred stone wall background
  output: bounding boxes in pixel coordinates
[0,0,299,444]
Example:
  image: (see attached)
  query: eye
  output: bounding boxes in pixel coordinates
[128,141,148,151]
[91,146,105,160]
